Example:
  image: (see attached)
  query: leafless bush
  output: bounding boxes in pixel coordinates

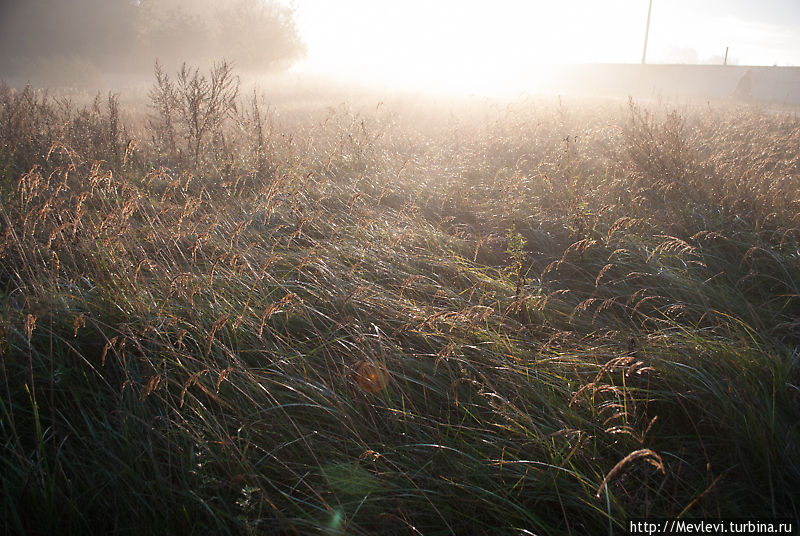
[148,60,239,168]
[0,83,127,179]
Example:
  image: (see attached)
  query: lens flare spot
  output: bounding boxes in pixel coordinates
[355,361,389,393]
[328,508,344,531]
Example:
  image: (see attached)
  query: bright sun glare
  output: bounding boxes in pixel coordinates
[280,0,800,96]
[287,0,649,95]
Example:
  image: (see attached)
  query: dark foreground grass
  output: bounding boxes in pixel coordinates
[1,77,799,534]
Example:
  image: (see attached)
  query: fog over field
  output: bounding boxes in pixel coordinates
[1,2,799,535]
[1,0,799,96]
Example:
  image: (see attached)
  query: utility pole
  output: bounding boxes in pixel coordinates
[642,0,653,64]
[724,46,729,66]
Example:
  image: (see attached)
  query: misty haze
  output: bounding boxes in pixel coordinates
[1,1,799,534]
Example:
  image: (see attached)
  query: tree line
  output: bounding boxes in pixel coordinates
[0,0,305,85]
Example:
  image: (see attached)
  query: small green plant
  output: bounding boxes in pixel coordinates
[506,223,527,295]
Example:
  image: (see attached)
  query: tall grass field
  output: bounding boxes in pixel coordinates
[1,66,799,534]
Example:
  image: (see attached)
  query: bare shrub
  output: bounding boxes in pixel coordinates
[148,60,239,168]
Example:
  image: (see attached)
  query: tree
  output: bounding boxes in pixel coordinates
[0,0,305,84]
[214,0,307,71]
[0,0,139,82]
[135,0,306,73]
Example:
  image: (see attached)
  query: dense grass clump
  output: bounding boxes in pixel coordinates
[1,72,799,534]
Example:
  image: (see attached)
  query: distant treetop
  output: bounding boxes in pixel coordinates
[0,0,306,86]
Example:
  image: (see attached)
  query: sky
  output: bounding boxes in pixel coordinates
[280,0,800,94]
